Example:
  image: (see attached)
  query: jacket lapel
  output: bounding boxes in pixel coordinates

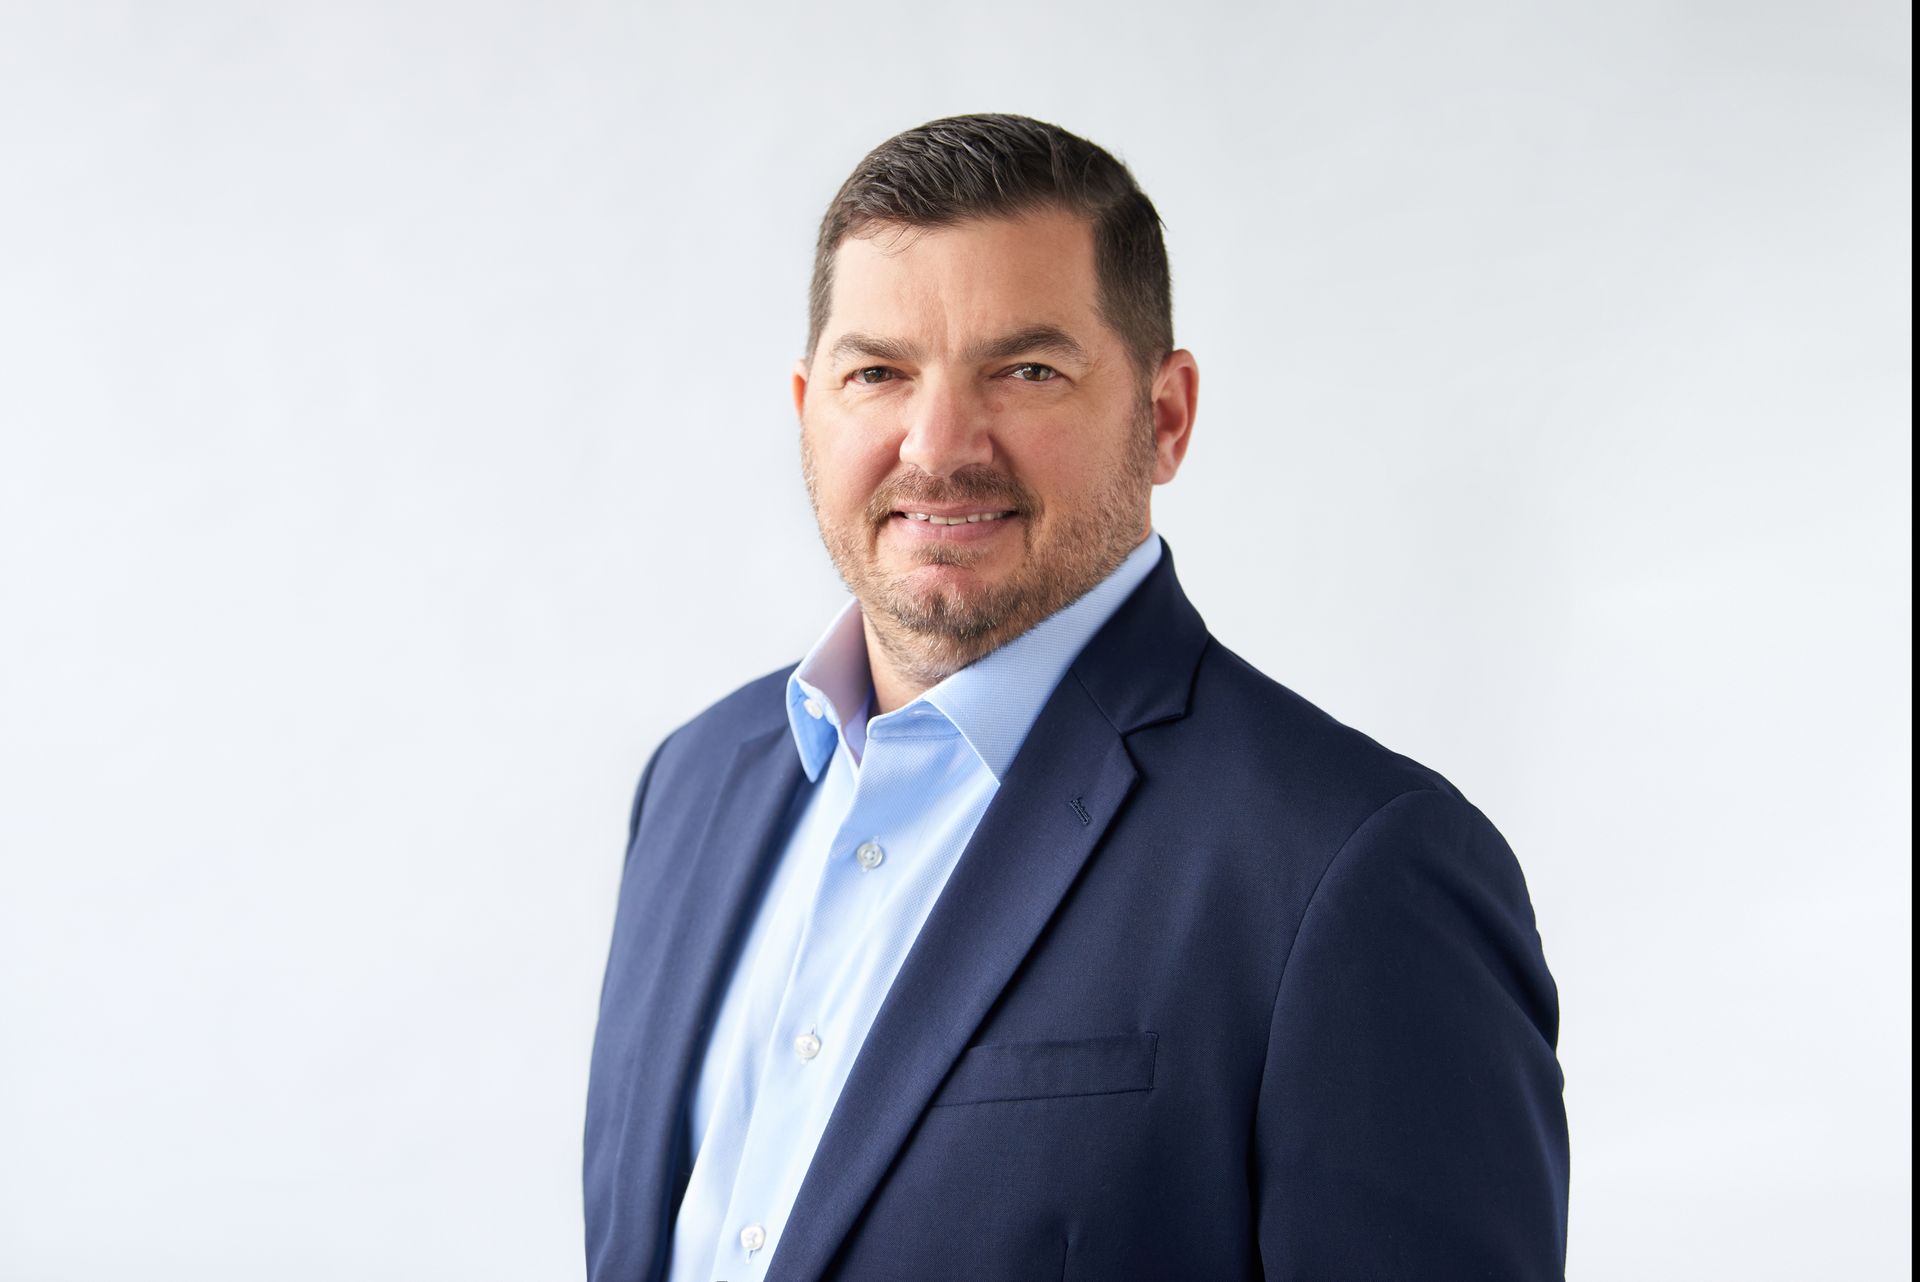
[762,675,1134,1282]
[627,723,809,1279]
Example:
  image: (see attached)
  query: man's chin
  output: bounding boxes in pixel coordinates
[876,548,1004,595]
[874,576,1010,645]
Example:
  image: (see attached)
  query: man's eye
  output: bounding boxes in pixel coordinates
[852,367,894,385]
[1010,364,1059,382]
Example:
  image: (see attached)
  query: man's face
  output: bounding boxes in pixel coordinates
[795,207,1187,687]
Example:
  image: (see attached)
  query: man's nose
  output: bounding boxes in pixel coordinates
[897,374,993,478]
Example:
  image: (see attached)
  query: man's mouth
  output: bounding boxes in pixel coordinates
[894,510,1016,525]
[885,505,1023,544]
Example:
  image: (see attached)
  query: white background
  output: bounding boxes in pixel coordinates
[1,1,1909,1278]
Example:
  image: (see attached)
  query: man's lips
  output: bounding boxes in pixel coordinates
[890,505,1017,525]
[886,505,1022,542]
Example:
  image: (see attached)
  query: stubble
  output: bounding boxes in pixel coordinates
[801,402,1157,690]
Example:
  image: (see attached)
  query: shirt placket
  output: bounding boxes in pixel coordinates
[707,717,960,1279]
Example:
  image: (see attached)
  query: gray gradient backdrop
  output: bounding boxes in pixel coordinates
[1,1,1910,1278]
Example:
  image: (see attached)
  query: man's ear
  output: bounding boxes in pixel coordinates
[1150,349,1200,485]
[791,358,810,418]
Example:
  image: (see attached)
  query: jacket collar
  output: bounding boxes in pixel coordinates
[1065,536,1210,736]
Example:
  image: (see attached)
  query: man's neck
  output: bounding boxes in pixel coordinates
[860,615,953,716]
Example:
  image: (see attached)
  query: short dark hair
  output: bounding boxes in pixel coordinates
[807,114,1174,381]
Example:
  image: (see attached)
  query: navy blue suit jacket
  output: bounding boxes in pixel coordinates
[585,544,1568,1281]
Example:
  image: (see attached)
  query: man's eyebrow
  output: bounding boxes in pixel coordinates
[827,332,922,366]
[826,326,1093,368]
[969,325,1090,365]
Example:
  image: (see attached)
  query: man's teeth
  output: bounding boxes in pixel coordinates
[902,512,1010,525]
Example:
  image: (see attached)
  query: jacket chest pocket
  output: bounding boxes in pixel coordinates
[928,1031,1159,1108]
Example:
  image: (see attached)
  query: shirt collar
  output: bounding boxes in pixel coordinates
[785,531,1163,783]
[784,598,872,781]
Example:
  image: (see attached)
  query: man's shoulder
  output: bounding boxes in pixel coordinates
[1164,635,1473,826]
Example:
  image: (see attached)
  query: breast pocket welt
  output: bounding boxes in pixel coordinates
[927,1031,1160,1108]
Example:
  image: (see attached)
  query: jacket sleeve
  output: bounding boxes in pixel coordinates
[1254,787,1569,1280]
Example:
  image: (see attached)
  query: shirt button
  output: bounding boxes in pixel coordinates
[740,1222,767,1252]
[803,698,823,719]
[793,1030,822,1060]
[855,841,885,870]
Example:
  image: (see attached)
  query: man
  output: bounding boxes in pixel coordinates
[585,114,1568,1282]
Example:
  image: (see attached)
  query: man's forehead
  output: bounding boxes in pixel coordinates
[822,210,1105,352]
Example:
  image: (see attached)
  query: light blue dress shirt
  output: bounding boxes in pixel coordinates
[664,532,1164,1282]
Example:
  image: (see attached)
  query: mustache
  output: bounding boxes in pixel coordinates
[866,466,1036,524]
